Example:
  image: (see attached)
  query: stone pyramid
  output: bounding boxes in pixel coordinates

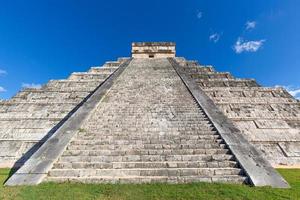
[3,42,298,188]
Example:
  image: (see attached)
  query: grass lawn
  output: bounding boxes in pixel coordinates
[0,168,299,200]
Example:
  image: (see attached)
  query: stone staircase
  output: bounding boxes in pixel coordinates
[46,58,248,184]
[0,59,127,168]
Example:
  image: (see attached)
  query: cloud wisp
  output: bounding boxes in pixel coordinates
[275,85,300,99]
[209,33,221,43]
[22,83,42,89]
[233,37,265,53]
[0,69,7,76]
[246,21,256,30]
[289,89,300,99]
[0,86,6,92]
[197,11,203,19]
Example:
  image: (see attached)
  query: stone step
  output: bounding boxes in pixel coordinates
[76,131,219,138]
[84,71,114,75]
[0,117,62,121]
[46,175,248,184]
[182,67,215,73]
[69,139,224,146]
[203,89,290,99]
[0,133,49,141]
[53,161,238,169]
[0,101,78,105]
[58,154,234,162]
[62,148,230,157]
[85,114,210,120]
[83,126,216,132]
[83,124,215,130]
[178,61,199,67]
[0,128,50,135]
[67,143,226,150]
[76,133,220,140]
[15,90,90,96]
[71,72,112,76]
[0,119,60,128]
[75,134,221,141]
[19,89,93,94]
[197,79,259,88]
[0,105,72,113]
[190,73,233,80]
[77,132,220,139]
[46,83,101,90]
[11,96,85,104]
[0,112,67,119]
[68,73,110,81]
[84,119,212,125]
[88,67,118,73]
[117,58,130,63]
[0,102,75,112]
[41,89,96,93]
[104,61,121,67]
[9,100,80,104]
[48,168,243,178]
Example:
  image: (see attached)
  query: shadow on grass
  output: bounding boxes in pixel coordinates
[3,168,18,184]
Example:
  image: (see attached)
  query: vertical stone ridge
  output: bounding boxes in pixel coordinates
[168,58,289,188]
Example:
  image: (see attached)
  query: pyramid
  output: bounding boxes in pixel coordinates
[3,42,297,188]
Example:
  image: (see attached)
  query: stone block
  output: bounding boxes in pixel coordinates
[278,142,300,157]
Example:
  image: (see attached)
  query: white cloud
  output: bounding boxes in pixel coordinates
[0,86,6,92]
[275,85,300,99]
[197,11,202,19]
[22,83,42,89]
[246,21,256,30]
[0,69,7,76]
[233,37,265,53]
[209,33,221,43]
[289,89,300,99]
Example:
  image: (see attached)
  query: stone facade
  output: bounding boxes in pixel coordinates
[132,42,176,58]
[0,58,128,168]
[174,57,300,167]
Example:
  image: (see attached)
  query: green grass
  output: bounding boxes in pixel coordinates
[1,168,299,200]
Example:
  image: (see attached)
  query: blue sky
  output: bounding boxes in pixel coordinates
[0,0,299,99]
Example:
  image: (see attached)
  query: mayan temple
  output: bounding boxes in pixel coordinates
[2,42,300,188]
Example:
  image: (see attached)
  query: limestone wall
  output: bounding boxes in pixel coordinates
[175,57,300,167]
[132,42,176,58]
[0,58,128,168]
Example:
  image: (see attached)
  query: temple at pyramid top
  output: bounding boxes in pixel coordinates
[131,42,176,58]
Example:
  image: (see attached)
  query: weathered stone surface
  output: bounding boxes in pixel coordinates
[5,59,131,186]
[175,57,300,167]
[132,42,176,58]
[45,58,248,185]
[0,59,127,168]
[170,58,289,188]
[1,42,295,187]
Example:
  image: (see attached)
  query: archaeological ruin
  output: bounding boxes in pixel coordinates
[2,42,299,188]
